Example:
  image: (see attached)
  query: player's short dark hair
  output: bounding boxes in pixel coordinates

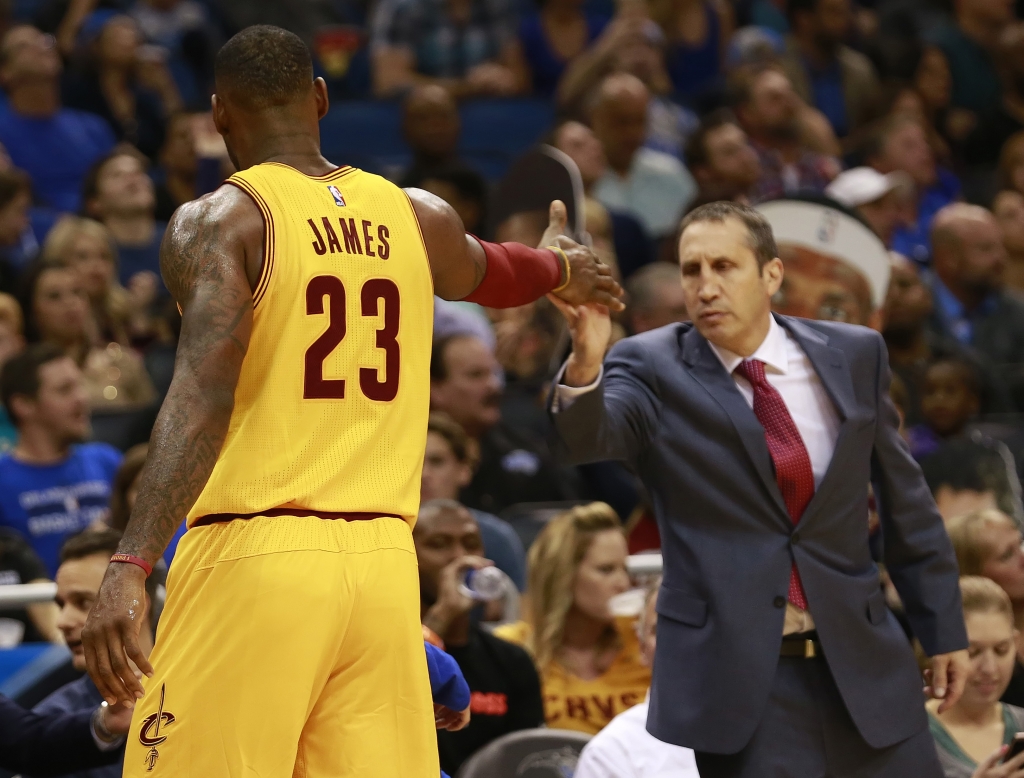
[215,25,314,109]
[0,341,66,426]
[685,108,741,171]
[677,201,778,269]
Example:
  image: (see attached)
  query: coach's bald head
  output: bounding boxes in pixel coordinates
[211,25,329,171]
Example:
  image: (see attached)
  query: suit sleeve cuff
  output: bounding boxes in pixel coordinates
[91,707,126,752]
[551,363,603,412]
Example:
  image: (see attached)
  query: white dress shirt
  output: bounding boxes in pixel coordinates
[554,316,842,632]
[574,697,700,778]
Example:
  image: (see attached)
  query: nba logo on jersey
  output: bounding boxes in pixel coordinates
[327,185,346,206]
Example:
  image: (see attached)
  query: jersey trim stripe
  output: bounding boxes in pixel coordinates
[402,190,435,297]
[263,161,355,182]
[227,178,276,309]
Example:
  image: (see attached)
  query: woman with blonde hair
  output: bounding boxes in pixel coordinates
[42,216,132,346]
[494,502,651,734]
[928,577,1024,777]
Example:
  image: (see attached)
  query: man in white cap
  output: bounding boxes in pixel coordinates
[757,197,891,328]
[825,167,910,248]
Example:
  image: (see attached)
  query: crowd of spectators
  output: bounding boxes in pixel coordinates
[6,0,1024,773]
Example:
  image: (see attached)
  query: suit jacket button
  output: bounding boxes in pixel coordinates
[773,596,786,608]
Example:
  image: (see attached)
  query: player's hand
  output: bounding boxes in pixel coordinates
[538,201,624,313]
[422,556,493,637]
[549,296,612,387]
[434,703,471,731]
[925,648,970,713]
[82,562,154,708]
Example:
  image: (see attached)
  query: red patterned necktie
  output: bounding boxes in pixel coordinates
[735,358,811,610]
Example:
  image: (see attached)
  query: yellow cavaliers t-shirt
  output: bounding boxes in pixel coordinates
[494,617,651,735]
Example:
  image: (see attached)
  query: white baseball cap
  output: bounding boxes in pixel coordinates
[756,199,891,310]
[824,167,910,208]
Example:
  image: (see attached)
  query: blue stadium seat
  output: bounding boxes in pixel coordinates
[459,99,554,180]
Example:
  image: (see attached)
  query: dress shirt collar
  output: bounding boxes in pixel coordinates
[706,314,789,376]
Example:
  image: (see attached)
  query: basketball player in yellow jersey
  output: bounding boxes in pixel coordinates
[80,25,621,778]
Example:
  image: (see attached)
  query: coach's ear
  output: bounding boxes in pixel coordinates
[314,77,330,121]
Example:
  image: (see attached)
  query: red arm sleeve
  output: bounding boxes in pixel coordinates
[462,237,565,308]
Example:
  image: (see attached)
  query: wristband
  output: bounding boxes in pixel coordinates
[110,553,153,577]
[547,246,571,293]
[463,238,563,308]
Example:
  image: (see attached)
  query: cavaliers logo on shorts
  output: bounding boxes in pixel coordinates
[139,684,175,772]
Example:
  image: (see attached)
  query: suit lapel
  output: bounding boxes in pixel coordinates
[777,316,857,524]
[681,327,790,524]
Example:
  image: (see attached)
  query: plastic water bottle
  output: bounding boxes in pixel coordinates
[459,567,506,602]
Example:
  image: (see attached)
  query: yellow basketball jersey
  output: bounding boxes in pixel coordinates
[187,163,433,526]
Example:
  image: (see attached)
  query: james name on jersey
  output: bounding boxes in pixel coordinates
[307,216,391,259]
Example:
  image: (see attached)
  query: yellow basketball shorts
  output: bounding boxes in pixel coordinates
[123,515,439,778]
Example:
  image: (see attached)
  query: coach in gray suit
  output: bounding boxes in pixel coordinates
[548,201,969,777]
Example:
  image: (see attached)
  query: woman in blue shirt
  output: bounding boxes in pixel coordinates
[517,0,609,97]
[651,0,732,103]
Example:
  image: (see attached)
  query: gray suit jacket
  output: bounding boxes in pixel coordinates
[551,315,967,755]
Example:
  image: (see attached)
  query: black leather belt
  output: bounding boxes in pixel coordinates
[780,631,822,658]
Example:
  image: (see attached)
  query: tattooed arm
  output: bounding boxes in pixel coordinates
[82,186,263,707]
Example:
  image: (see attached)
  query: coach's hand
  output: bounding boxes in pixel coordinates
[538,201,624,313]
[82,562,154,708]
[925,648,971,713]
[549,295,612,388]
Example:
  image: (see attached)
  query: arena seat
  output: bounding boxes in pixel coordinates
[456,728,591,778]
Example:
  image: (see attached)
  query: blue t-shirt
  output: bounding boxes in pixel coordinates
[891,167,962,266]
[806,57,847,138]
[0,107,115,214]
[0,443,123,577]
[118,222,168,289]
[518,13,608,97]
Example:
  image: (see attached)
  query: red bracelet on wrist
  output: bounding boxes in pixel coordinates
[109,553,153,577]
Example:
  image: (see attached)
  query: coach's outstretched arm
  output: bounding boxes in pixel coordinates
[82,187,262,708]
[407,190,624,310]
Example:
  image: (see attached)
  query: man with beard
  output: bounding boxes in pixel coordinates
[732,66,839,203]
[430,334,579,514]
[780,0,879,141]
[928,203,1024,407]
[685,109,762,206]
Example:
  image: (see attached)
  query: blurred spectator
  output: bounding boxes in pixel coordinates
[153,112,198,222]
[398,86,477,187]
[922,437,1020,522]
[62,16,182,161]
[431,334,579,513]
[781,0,879,140]
[867,115,962,265]
[414,500,544,775]
[551,119,654,279]
[423,413,526,590]
[883,254,1011,427]
[590,73,696,242]
[0,25,116,213]
[949,512,1024,625]
[994,190,1024,294]
[0,292,24,451]
[19,259,155,409]
[494,503,651,735]
[129,0,219,109]
[515,0,609,98]
[825,167,910,248]
[0,344,122,577]
[999,131,1024,198]
[42,216,131,347]
[37,527,158,778]
[685,108,761,205]
[926,0,1012,119]
[82,149,166,292]
[731,66,839,202]
[909,45,955,149]
[961,25,1024,167]
[928,204,1024,405]
[0,168,37,285]
[409,165,489,235]
[906,358,981,460]
[927,576,1024,776]
[370,0,525,98]
[574,578,699,777]
[0,528,60,645]
[649,0,732,104]
[623,262,687,334]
